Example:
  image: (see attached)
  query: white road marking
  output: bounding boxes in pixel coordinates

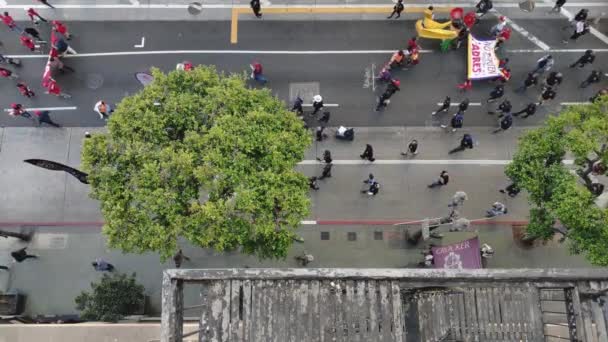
[129,0,140,5]
[134,37,146,48]
[300,220,317,225]
[3,106,77,112]
[495,13,551,51]
[5,3,608,9]
[299,159,575,165]
[302,104,339,107]
[560,102,591,105]
[7,48,607,59]
[437,103,482,106]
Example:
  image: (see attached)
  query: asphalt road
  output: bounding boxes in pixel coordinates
[1,19,606,127]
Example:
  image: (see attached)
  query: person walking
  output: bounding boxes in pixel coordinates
[550,0,566,13]
[457,98,470,114]
[428,170,449,188]
[532,55,554,75]
[38,0,56,8]
[488,99,511,115]
[363,177,380,196]
[49,56,75,73]
[485,202,507,217]
[570,50,595,68]
[512,102,537,119]
[515,73,538,93]
[319,163,332,180]
[493,113,513,133]
[360,144,375,162]
[24,27,42,41]
[574,8,589,22]
[92,258,114,271]
[16,82,35,98]
[580,70,601,88]
[11,247,37,262]
[46,79,71,98]
[250,61,267,85]
[401,139,419,156]
[250,0,262,18]
[52,20,72,40]
[441,112,464,133]
[565,19,589,43]
[448,191,468,210]
[315,126,327,141]
[309,176,320,190]
[317,149,332,164]
[432,96,450,115]
[311,94,324,115]
[94,100,113,120]
[173,249,191,268]
[490,16,507,37]
[35,110,61,127]
[9,103,31,119]
[375,79,400,111]
[449,133,474,154]
[26,8,47,24]
[590,88,608,103]
[538,86,557,106]
[387,0,404,19]
[499,183,520,197]
[543,71,563,89]
[486,84,504,103]
[19,35,39,52]
[0,67,18,80]
[291,96,304,115]
[475,0,493,20]
[1,12,22,33]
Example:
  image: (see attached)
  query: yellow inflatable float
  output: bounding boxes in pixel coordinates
[415,8,458,40]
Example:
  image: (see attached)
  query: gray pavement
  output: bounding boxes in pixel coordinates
[1,20,606,127]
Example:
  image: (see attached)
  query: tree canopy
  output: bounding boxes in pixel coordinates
[506,95,608,265]
[75,273,145,322]
[82,66,312,260]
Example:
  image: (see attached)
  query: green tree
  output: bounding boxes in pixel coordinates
[506,96,608,265]
[75,273,145,322]
[82,67,312,260]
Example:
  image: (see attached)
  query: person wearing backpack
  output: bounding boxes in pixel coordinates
[475,0,492,20]
[449,134,474,154]
[387,0,404,19]
[565,19,589,43]
[441,112,464,133]
[513,102,537,119]
[428,170,449,188]
[486,84,504,103]
[580,70,601,88]
[531,55,554,76]
[570,50,595,68]
[493,113,513,133]
[488,99,511,115]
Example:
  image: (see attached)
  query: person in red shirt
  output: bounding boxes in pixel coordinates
[9,103,32,119]
[249,61,267,85]
[20,35,38,52]
[16,83,35,98]
[52,20,72,40]
[407,36,420,52]
[495,28,511,50]
[457,79,473,92]
[1,12,22,32]
[0,67,18,79]
[45,78,71,98]
[26,8,47,24]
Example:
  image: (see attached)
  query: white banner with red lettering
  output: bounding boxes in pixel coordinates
[467,35,500,80]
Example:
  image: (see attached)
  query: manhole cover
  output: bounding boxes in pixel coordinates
[85,73,104,89]
[188,2,203,15]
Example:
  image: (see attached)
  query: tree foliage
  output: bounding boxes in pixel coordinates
[506,95,608,265]
[75,273,145,322]
[82,66,312,260]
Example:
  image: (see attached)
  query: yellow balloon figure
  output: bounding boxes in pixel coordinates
[415,7,459,40]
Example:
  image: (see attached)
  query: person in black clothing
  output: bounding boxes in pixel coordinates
[38,0,55,8]
[493,114,513,133]
[580,70,601,88]
[375,79,400,111]
[513,103,537,118]
[317,150,332,164]
[499,183,520,197]
[570,50,595,68]
[173,249,190,268]
[11,247,37,262]
[449,134,474,154]
[458,98,470,113]
[315,126,327,141]
[488,99,511,115]
[428,170,449,188]
[360,144,375,162]
[486,84,504,103]
[432,96,451,115]
[309,176,320,190]
[550,0,566,13]
[455,27,469,49]
[538,87,557,105]
[387,0,404,19]
[475,0,493,19]
[250,0,262,18]
[401,139,419,156]
[516,73,538,93]
[35,110,60,127]
[544,72,563,89]
[291,96,304,115]
[590,88,608,103]
[574,8,588,22]
[319,163,332,180]
[24,27,41,40]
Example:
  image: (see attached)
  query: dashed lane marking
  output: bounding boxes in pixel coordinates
[3,106,77,112]
[6,49,607,59]
[437,103,482,106]
[302,104,339,107]
[298,159,575,165]
[494,12,551,51]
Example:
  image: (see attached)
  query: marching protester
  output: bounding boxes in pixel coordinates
[432,96,451,116]
[387,0,404,19]
[428,170,449,189]
[493,113,513,134]
[16,82,35,98]
[35,110,61,127]
[250,0,262,18]
[45,78,71,98]
[1,12,22,33]
[441,111,464,133]
[309,177,320,190]
[9,103,32,119]
[375,79,400,111]
[361,174,380,196]
[516,73,538,93]
[486,84,504,103]
[26,8,47,24]
[0,67,18,80]
[49,56,75,73]
[250,61,267,85]
[317,149,332,164]
[291,96,304,115]
[532,55,554,75]
[537,86,557,106]
[319,163,333,180]
[488,99,511,115]
[401,139,419,156]
[543,71,563,89]
[512,102,537,119]
[312,95,324,115]
[490,16,507,37]
[550,0,566,13]
[565,18,589,43]
[449,133,474,154]
[52,20,72,40]
[570,49,595,68]
[360,144,375,162]
[580,70,601,88]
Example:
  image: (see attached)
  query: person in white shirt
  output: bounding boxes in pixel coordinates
[93,100,113,120]
[490,16,507,37]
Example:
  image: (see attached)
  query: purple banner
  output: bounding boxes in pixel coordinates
[431,237,482,269]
